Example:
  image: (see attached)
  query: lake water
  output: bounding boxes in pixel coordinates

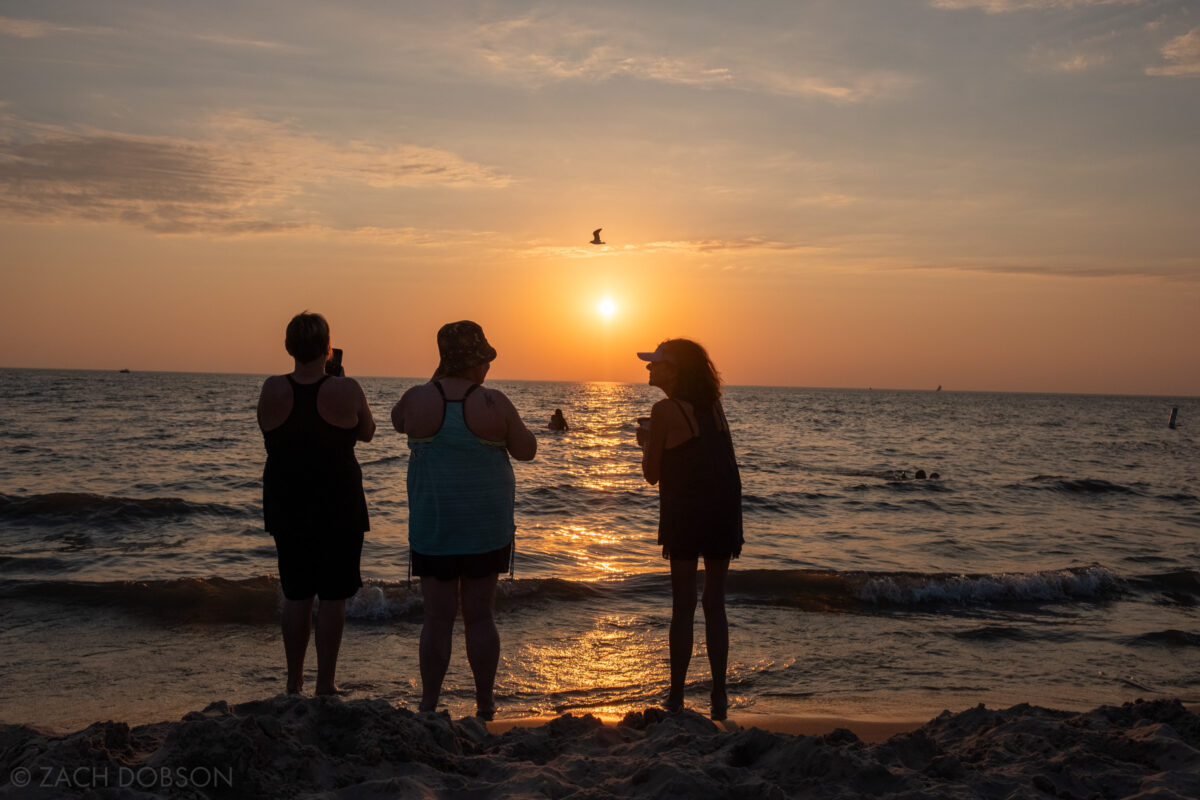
[1,368,1197,729]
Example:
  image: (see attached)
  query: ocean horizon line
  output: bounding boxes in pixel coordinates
[1,365,1196,401]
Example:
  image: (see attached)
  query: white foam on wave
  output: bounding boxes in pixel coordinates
[859,566,1121,606]
[344,584,421,620]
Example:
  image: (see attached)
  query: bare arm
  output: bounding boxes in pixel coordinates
[641,401,671,485]
[497,392,537,461]
[391,397,405,434]
[353,381,376,442]
[256,375,291,433]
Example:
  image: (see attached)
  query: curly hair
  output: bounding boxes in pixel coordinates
[660,338,722,408]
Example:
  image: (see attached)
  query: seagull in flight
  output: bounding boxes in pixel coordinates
[590,228,605,245]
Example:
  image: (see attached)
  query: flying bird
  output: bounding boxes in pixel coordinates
[590,228,605,245]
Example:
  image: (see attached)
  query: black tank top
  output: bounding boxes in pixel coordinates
[262,376,368,535]
[658,400,743,557]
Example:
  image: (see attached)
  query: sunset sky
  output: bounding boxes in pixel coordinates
[2,0,1197,394]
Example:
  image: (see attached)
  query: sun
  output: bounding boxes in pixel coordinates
[597,297,617,319]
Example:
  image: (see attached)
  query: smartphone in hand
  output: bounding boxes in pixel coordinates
[636,416,651,448]
[325,348,344,377]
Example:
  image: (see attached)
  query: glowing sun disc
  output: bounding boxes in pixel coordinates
[597,297,617,318]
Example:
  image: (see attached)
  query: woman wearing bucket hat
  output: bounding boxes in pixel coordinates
[392,321,536,719]
[637,338,743,720]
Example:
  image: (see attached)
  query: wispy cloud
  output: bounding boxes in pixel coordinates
[474,15,910,103]
[1146,27,1200,76]
[346,226,505,247]
[479,42,734,88]
[0,16,112,38]
[519,236,831,262]
[189,33,300,53]
[642,237,829,254]
[906,255,1200,280]
[791,193,860,208]
[1026,32,1118,73]
[0,115,510,235]
[930,0,1146,12]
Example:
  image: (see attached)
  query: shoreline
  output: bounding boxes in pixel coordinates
[3,695,1197,798]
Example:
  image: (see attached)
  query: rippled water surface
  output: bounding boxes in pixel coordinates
[1,369,1197,728]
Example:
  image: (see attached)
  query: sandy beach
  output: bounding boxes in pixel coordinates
[3,695,1198,798]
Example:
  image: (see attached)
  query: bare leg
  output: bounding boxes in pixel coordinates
[460,573,500,719]
[701,557,731,719]
[667,558,699,711]
[281,597,314,694]
[419,578,459,712]
[314,598,347,695]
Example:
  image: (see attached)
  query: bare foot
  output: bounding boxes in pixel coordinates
[476,705,497,722]
[710,689,729,721]
[286,681,304,695]
[665,689,684,713]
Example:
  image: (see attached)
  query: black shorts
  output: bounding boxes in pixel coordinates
[662,544,739,562]
[272,530,364,601]
[412,542,512,582]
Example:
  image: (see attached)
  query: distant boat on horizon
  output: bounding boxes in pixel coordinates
[119,369,131,373]
[936,385,942,391]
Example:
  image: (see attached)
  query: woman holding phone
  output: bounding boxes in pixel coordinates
[637,338,743,720]
[257,311,375,695]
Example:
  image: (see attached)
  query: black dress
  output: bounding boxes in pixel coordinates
[262,375,369,536]
[658,399,743,559]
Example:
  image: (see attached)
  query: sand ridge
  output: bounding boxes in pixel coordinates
[2,695,1198,798]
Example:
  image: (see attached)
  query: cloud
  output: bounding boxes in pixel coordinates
[0,16,111,38]
[1146,27,1200,76]
[792,193,859,208]
[907,256,1200,280]
[346,226,504,247]
[1025,32,1118,74]
[1051,52,1111,71]
[0,116,510,235]
[474,15,909,103]
[929,0,1145,11]
[519,236,832,262]
[479,43,734,88]
[642,237,827,254]
[189,33,300,53]
[741,68,915,102]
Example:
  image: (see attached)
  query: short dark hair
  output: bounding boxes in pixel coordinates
[660,339,722,408]
[284,312,331,363]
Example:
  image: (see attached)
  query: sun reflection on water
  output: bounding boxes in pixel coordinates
[513,614,664,718]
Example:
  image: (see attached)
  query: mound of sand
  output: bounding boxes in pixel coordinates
[3,695,1198,798]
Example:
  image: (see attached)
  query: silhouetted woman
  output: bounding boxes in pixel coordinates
[258,311,375,695]
[637,339,743,720]
[392,321,536,719]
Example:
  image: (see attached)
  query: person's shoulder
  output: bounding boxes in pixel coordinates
[653,397,692,411]
[651,397,683,418]
[478,386,514,408]
[260,374,290,396]
[401,381,436,400]
[399,381,439,409]
[323,375,365,397]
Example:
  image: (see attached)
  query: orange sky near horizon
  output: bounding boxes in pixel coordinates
[4,219,1195,394]
[1,2,1198,396]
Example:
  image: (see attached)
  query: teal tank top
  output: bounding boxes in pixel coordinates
[406,382,515,555]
